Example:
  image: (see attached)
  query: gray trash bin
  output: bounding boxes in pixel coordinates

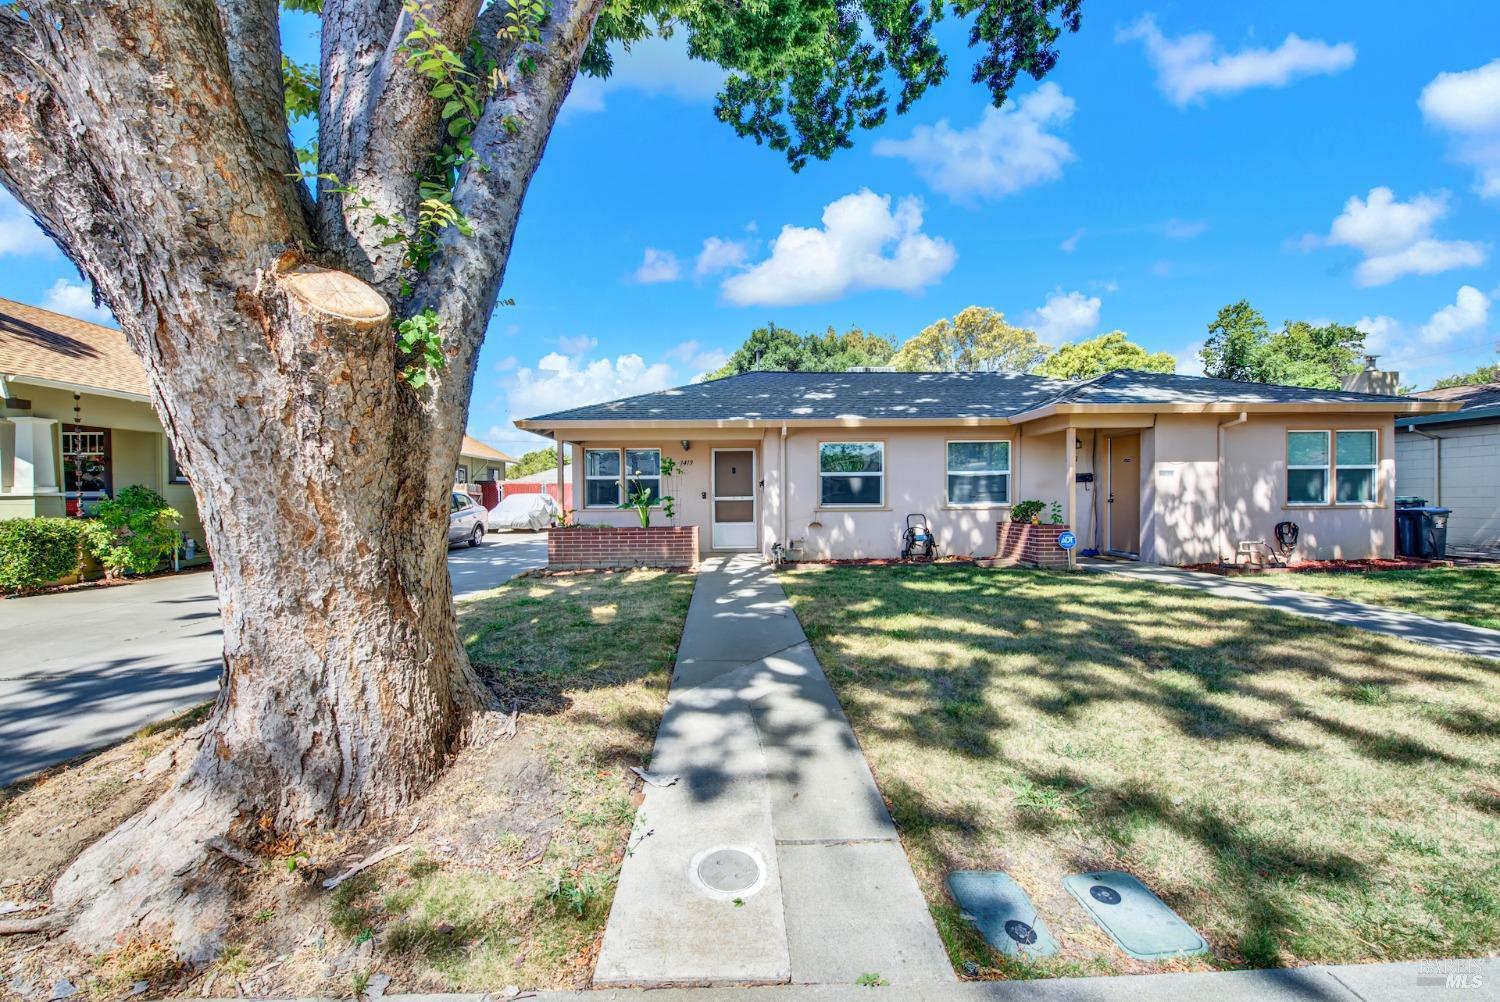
[1419,507,1450,559]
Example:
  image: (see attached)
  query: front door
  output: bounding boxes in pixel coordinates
[712,449,756,550]
[1108,434,1141,555]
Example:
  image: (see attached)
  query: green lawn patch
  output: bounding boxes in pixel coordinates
[1264,565,1500,632]
[778,563,1500,979]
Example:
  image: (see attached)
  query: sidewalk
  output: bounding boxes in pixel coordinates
[593,555,952,988]
[1083,559,1500,662]
[337,956,1500,1001]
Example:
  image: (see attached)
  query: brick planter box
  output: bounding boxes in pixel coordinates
[547,525,699,571]
[990,522,1073,569]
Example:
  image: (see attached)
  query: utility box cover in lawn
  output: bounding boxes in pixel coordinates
[1063,871,1208,961]
[947,871,1058,959]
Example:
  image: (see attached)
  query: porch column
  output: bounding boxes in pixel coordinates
[555,438,566,509]
[5,416,59,496]
[1064,425,1076,569]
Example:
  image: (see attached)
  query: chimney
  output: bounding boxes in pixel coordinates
[1340,354,1400,395]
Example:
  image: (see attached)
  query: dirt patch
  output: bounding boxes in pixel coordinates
[1,570,694,1000]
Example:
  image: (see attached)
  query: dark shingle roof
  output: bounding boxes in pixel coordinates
[520,369,1425,425]
[1053,369,1422,406]
[1399,382,1500,427]
[523,370,1076,423]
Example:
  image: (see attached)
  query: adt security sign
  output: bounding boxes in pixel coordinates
[1057,531,1077,551]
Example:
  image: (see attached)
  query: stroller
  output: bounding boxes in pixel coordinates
[900,514,937,561]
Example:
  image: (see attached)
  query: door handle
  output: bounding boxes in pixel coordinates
[1107,493,1116,503]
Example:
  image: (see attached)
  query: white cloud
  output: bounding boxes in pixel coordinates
[1026,290,1100,342]
[1162,219,1208,240]
[1309,187,1487,286]
[1172,341,1206,377]
[1060,229,1084,253]
[872,83,1075,202]
[720,189,956,307]
[1118,15,1355,107]
[694,236,752,278]
[41,279,115,326]
[565,36,725,116]
[557,334,598,355]
[632,247,681,284]
[1420,59,1500,200]
[1420,285,1490,345]
[0,190,56,258]
[506,351,677,420]
[1355,315,1400,353]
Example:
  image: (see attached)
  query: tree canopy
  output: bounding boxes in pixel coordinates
[708,323,898,377]
[1034,330,1175,380]
[890,306,1048,372]
[507,446,571,479]
[1432,351,1500,389]
[1200,301,1365,389]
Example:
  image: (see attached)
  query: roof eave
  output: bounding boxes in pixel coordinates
[4,373,151,403]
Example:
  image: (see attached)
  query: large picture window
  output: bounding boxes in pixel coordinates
[584,448,622,508]
[62,427,110,495]
[1286,431,1330,505]
[1334,430,1378,504]
[819,442,884,506]
[946,440,1010,506]
[625,448,662,505]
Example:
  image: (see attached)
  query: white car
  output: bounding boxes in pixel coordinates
[448,491,489,547]
[489,492,559,532]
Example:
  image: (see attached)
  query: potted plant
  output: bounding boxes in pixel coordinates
[1010,500,1044,524]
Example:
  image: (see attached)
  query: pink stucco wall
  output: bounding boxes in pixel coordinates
[561,412,1398,564]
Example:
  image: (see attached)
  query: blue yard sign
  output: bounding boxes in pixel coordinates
[1057,531,1077,550]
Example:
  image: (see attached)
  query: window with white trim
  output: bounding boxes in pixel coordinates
[946,440,1010,506]
[1334,430,1378,504]
[584,448,622,508]
[1286,431,1330,505]
[625,448,662,506]
[819,442,883,506]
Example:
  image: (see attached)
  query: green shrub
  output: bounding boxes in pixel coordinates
[85,485,181,577]
[1009,500,1045,523]
[0,517,87,592]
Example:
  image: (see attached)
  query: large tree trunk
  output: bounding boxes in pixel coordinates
[47,258,487,959]
[0,0,604,961]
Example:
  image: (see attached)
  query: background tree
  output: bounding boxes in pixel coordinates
[891,306,1049,372]
[507,446,571,479]
[1033,330,1175,379]
[1200,300,1269,382]
[1201,301,1366,389]
[708,323,897,377]
[1432,349,1500,389]
[0,0,1082,957]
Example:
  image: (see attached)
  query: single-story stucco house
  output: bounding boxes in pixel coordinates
[0,297,206,547]
[515,369,1457,565]
[1397,381,1500,554]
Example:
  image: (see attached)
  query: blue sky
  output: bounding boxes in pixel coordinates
[1,2,1497,460]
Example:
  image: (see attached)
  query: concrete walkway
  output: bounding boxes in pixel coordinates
[364,956,1500,999]
[1083,559,1500,661]
[594,555,952,989]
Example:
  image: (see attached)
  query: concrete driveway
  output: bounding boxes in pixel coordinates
[0,530,547,786]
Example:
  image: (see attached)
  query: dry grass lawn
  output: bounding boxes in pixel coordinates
[1,569,693,999]
[778,562,1500,980]
[1264,565,1500,632]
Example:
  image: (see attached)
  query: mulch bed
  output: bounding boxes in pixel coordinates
[1182,558,1450,576]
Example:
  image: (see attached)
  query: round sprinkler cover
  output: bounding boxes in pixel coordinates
[696,848,762,894]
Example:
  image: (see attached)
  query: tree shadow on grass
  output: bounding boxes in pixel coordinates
[778,562,1500,969]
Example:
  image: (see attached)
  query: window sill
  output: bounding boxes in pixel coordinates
[815,505,890,512]
[943,503,1012,511]
[1282,503,1386,511]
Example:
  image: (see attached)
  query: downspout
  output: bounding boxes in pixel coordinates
[779,423,789,555]
[1405,426,1442,505]
[1216,411,1249,563]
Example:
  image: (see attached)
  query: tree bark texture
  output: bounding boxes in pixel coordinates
[0,0,604,959]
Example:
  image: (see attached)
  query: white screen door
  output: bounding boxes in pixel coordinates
[712,449,756,550]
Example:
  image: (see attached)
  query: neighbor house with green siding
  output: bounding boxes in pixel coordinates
[0,298,205,549]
